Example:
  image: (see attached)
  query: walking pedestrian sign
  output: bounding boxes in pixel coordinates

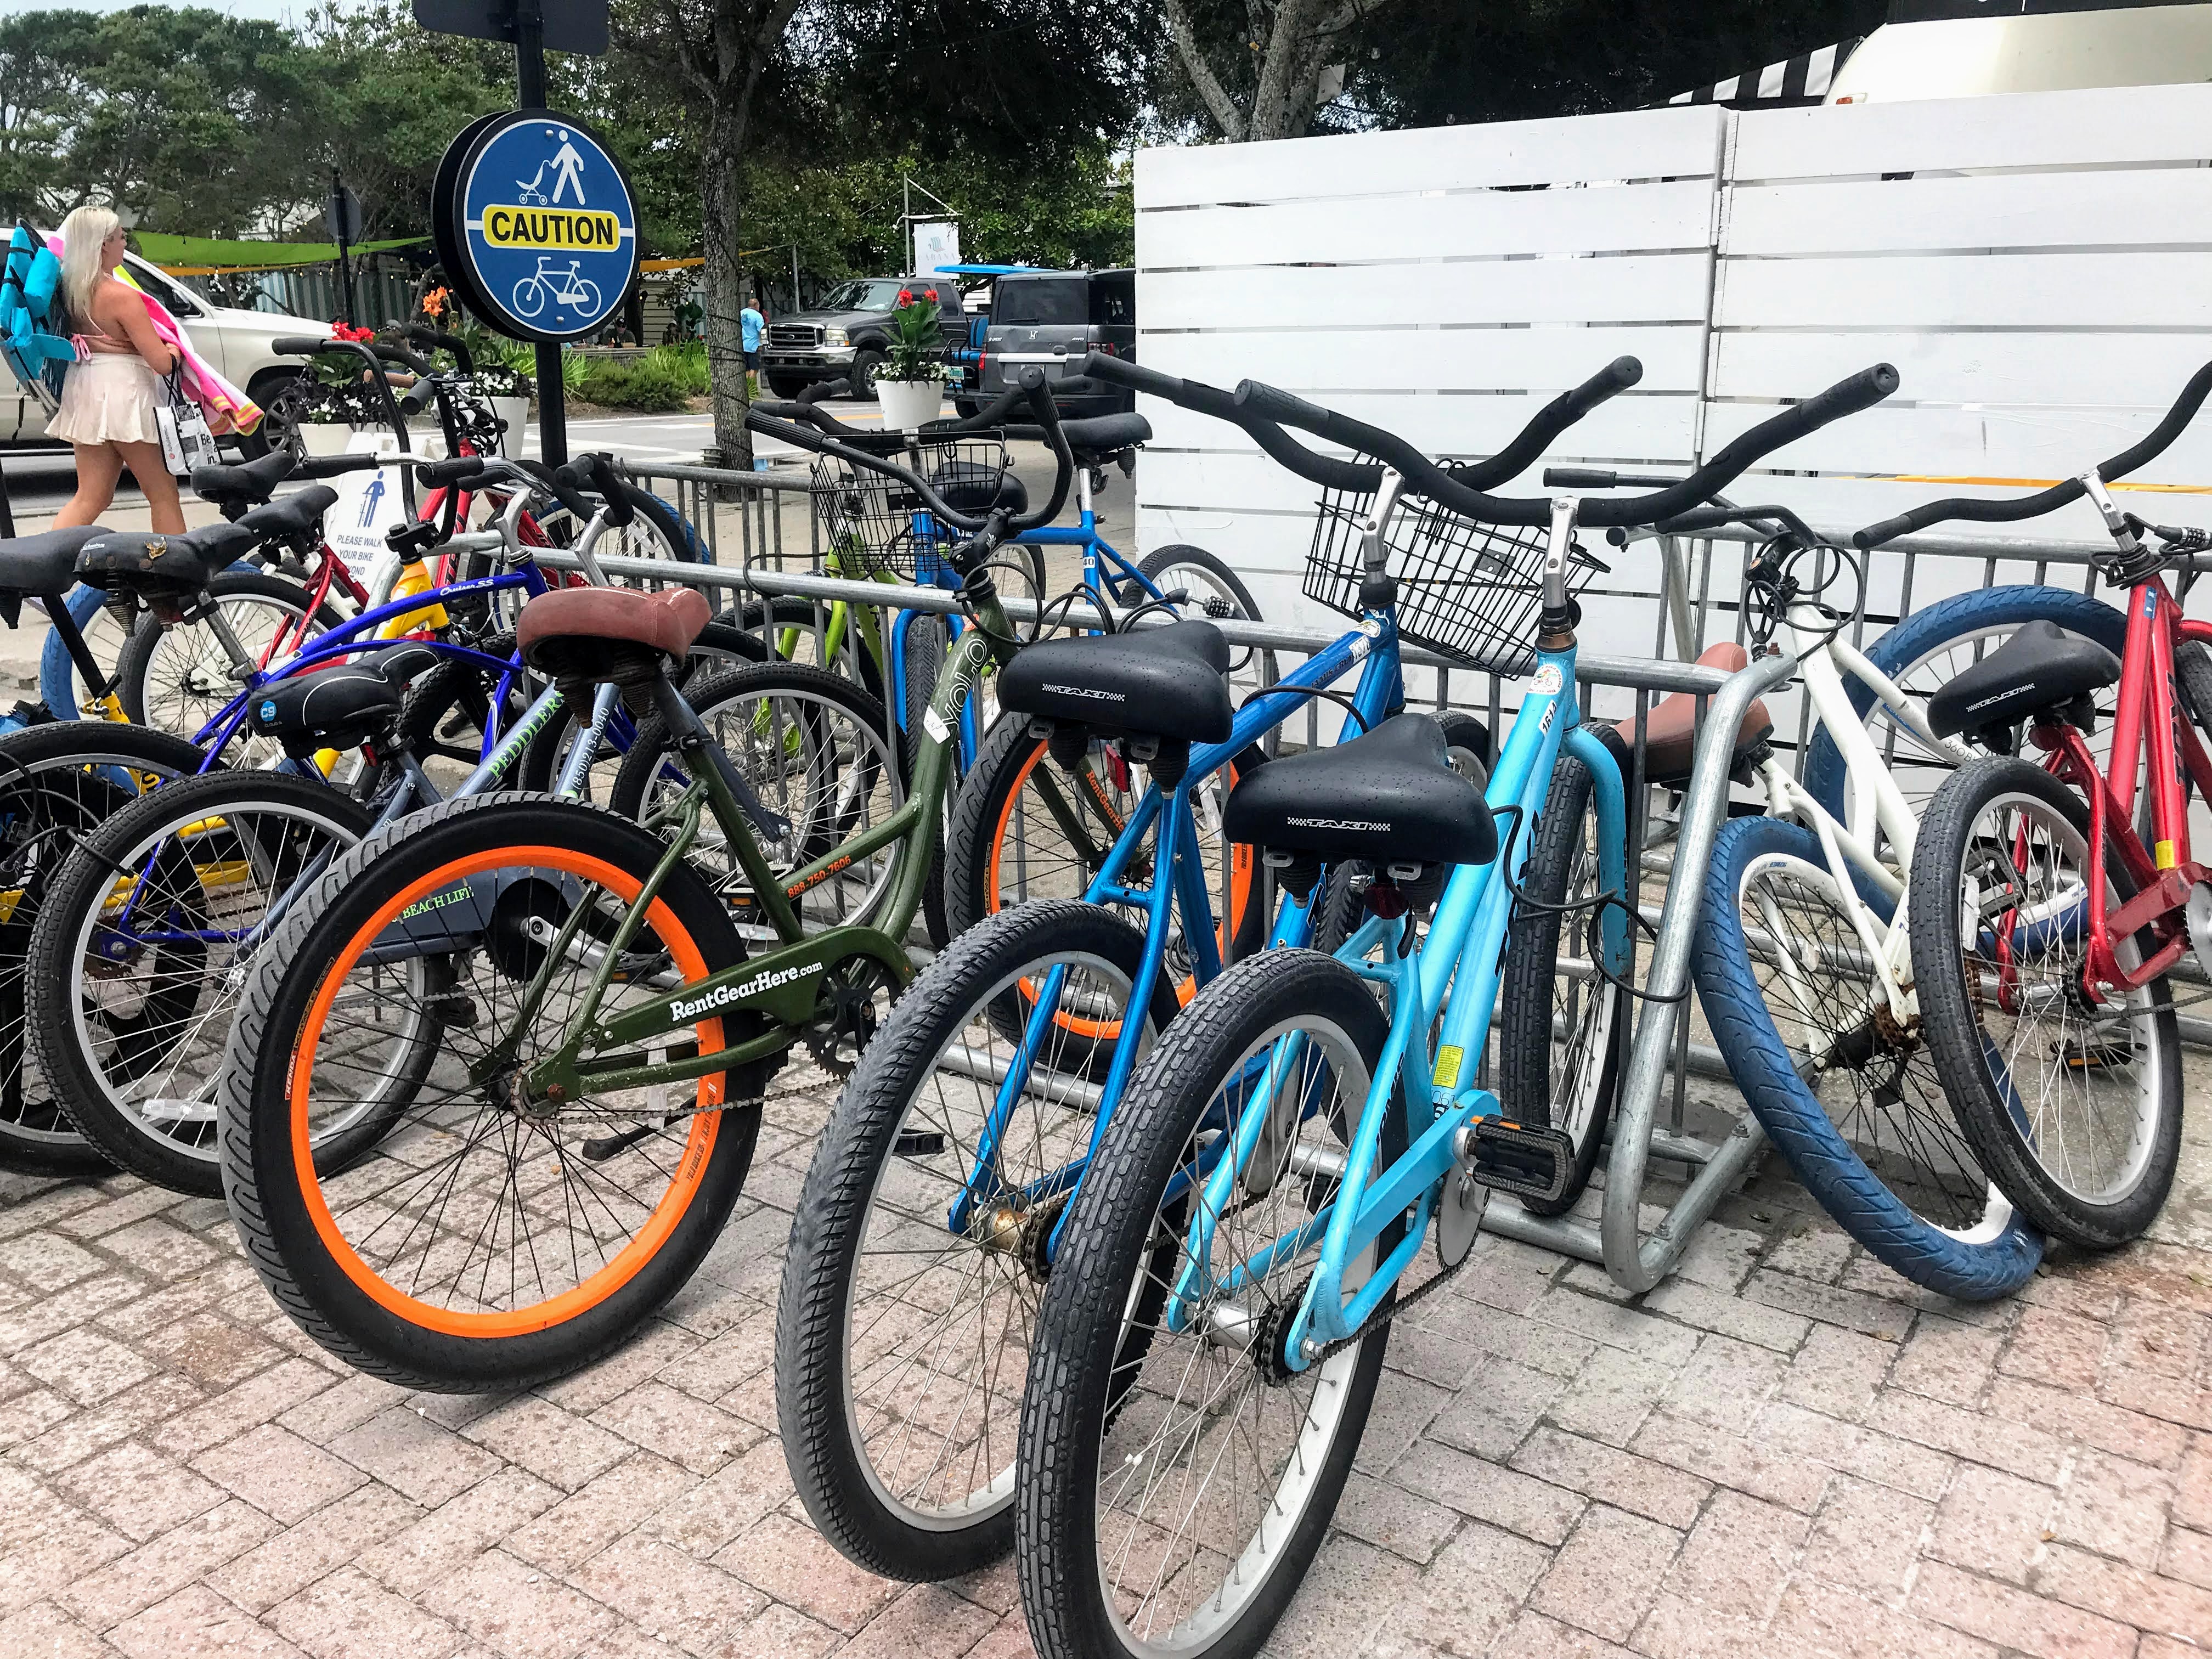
[443,110,636,342]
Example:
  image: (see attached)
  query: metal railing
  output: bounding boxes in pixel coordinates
[596,459,2198,1293]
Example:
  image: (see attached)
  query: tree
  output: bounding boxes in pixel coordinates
[622,0,808,467]
[1157,0,1385,142]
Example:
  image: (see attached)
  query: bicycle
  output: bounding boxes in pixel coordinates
[207,372,1081,1391]
[0,456,727,1181]
[1874,362,2212,1251]
[770,349,1649,1583]
[512,258,600,321]
[1008,361,1898,1659]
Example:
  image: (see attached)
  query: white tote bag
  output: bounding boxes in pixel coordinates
[155,369,219,477]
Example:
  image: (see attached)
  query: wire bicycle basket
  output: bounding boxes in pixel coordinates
[1304,462,1606,673]
[813,434,1012,579]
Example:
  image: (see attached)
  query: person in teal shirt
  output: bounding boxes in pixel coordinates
[740,298,764,396]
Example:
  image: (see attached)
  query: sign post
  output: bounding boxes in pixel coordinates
[325,171,363,325]
[414,0,616,466]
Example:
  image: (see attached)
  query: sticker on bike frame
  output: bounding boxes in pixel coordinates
[1531,664,1563,695]
[1433,1044,1464,1090]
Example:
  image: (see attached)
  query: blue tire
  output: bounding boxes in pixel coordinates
[1692,814,2041,1300]
[1802,584,2128,821]
[37,584,107,720]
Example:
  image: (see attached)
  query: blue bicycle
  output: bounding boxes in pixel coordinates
[770,348,1652,1582]
[1005,360,1899,1659]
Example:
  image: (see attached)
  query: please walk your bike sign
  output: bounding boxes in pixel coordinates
[433,109,637,343]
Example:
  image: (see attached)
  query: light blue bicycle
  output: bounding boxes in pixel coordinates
[1012,362,1900,1659]
[771,349,1651,1584]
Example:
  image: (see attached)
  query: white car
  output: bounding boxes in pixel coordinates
[0,251,331,453]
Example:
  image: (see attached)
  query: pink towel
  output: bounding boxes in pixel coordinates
[54,237,263,436]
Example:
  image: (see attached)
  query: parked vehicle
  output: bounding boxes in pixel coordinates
[0,251,330,455]
[760,276,967,400]
[958,267,1135,421]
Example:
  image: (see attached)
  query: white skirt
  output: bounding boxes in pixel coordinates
[47,352,163,447]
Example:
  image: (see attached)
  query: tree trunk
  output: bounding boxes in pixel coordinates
[700,98,752,468]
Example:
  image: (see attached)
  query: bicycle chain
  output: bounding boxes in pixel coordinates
[1301,1218,1477,1365]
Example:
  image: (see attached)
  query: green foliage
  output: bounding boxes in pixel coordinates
[573,347,709,411]
[883,286,945,383]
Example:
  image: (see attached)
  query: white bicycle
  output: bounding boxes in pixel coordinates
[511,258,601,321]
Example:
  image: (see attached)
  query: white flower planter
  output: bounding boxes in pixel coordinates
[877,377,946,432]
[298,423,352,456]
[490,396,531,456]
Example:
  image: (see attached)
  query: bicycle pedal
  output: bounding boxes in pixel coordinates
[894,1130,948,1158]
[1463,1116,1573,1205]
[2060,1037,2135,1071]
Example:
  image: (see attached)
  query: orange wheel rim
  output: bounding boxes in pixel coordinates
[289,846,725,1339]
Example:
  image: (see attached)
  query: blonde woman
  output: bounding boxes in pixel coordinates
[48,205,184,534]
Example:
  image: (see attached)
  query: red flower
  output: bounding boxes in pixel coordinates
[896,288,913,306]
[923,287,939,303]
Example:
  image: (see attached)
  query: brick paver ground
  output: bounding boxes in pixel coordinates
[5,1048,2212,1659]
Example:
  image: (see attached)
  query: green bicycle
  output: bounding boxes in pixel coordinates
[214,376,1085,1391]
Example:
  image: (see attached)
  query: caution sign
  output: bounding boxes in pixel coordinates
[442,110,637,343]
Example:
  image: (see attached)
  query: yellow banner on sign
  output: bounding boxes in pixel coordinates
[480,206,624,252]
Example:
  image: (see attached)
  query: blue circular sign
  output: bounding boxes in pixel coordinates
[455,111,636,342]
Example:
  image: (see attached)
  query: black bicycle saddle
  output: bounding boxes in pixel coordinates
[0,526,112,599]
[1225,712,1496,868]
[1926,618,2121,740]
[997,619,1233,746]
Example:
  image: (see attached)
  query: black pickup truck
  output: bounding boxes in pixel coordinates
[760,275,969,400]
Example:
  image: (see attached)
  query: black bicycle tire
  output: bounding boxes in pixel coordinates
[1497,746,1628,1217]
[0,722,211,1177]
[1017,946,1404,1659]
[775,899,1182,1580]
[27,770,377,1196]
[116,571,347,735]
[1909,756,2182,1249]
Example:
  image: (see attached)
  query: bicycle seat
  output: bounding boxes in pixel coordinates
[926,460,1027,517]
[78,520,258,599]
[249,665,404,760]
[515,584,712,689]
[1060,411,1150,464]
[997,619,1233,746]
[1606,641,1774,788]
[229,485,339,548]
[191,449,294,516]
[1926,618,2121,740]
[1224,713,1496,868]
[0,526,112,599]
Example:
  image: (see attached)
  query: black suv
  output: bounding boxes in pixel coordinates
[958,268,1136,420]
[760,275,967,399]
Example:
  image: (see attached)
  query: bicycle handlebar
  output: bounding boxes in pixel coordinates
[757,377,1040,450]
[1854,358,2212,549]
[561,454,634,527]
[1212,362,1897,528]
[1544,466,1695,490]
[1084,351,1647,500]
[292,452,385,480]
[744,368,1075,535]
[400,324,475,375]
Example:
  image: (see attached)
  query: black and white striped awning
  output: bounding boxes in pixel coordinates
[1668,38,1864,108]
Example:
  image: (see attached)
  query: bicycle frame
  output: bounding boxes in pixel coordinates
[1175,609,1628,1367]
[950,607,1413,1252]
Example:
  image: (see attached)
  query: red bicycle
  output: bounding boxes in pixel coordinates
[1857,360,2212,1250]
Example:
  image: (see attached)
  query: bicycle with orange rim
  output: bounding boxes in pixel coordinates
[209,375,1080,1393]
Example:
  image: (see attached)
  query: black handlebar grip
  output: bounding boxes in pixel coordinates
[397,380,436,416]
[402,324,473,374]
[1562,357,1643,419]
[1231,378,1334,433]
[1853,514,1920,551]
[542,473,597,524]
[370,343,433,375]
[563,455,635,528]
[1543,468,1621,489]
[797,380,849,405]
[273,336,330,357]
[1801,363,1900,427]
[294,453,386,480]
[416,456,490,488]
[744,409,817,450]
[1082,352,1184,403]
